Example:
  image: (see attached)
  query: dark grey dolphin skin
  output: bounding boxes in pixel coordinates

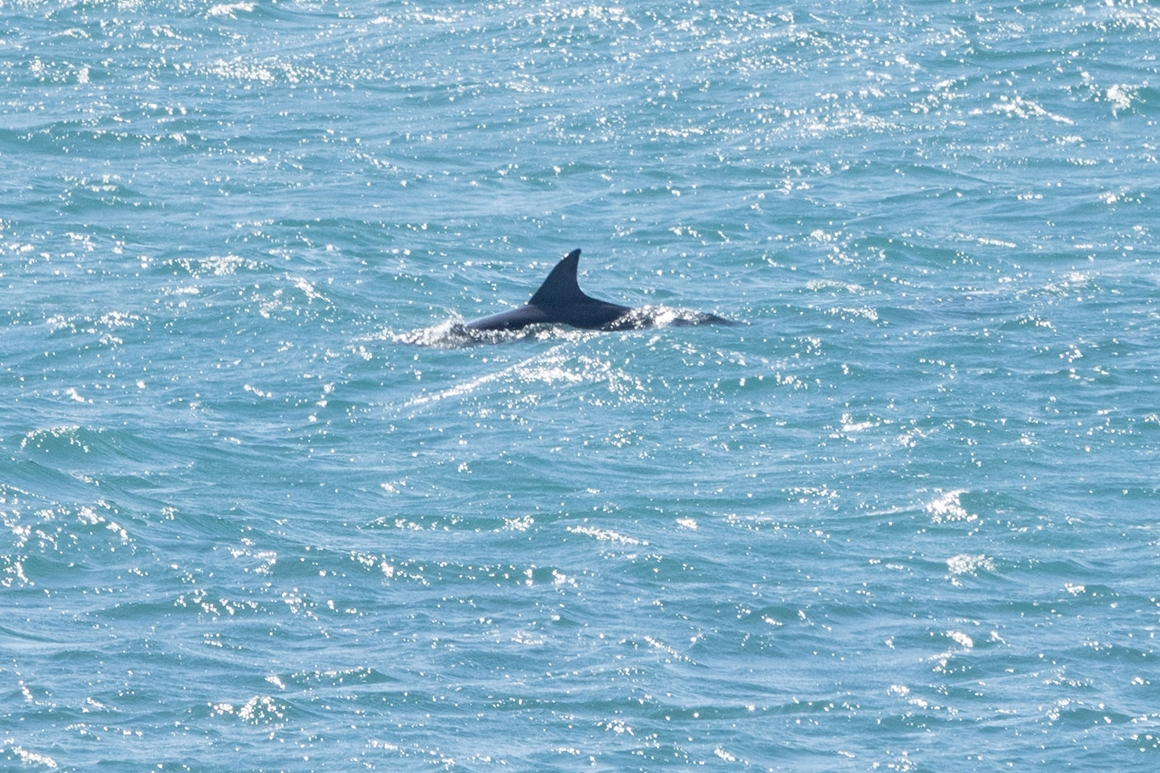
[466,249,634,331]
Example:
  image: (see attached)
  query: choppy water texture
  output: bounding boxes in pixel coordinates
[3,0,1160,770]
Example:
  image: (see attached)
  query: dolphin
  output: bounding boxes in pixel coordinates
[465,249,635,331]
[464,249,734,333]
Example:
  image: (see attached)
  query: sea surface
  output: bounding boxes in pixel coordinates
[3,0,1160,770]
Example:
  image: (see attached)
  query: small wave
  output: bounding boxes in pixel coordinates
[207,2,255,18]
[946,553,996,576]
[925,489,977,524]
[610,305,738,330]
[391,306,736,347]
[389,319,562,349]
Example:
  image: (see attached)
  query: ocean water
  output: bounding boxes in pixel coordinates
[2,0,1159,769]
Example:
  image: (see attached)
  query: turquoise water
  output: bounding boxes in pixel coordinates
[3,0,1160,769]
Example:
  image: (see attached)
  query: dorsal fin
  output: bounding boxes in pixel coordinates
[528,249,588,308]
